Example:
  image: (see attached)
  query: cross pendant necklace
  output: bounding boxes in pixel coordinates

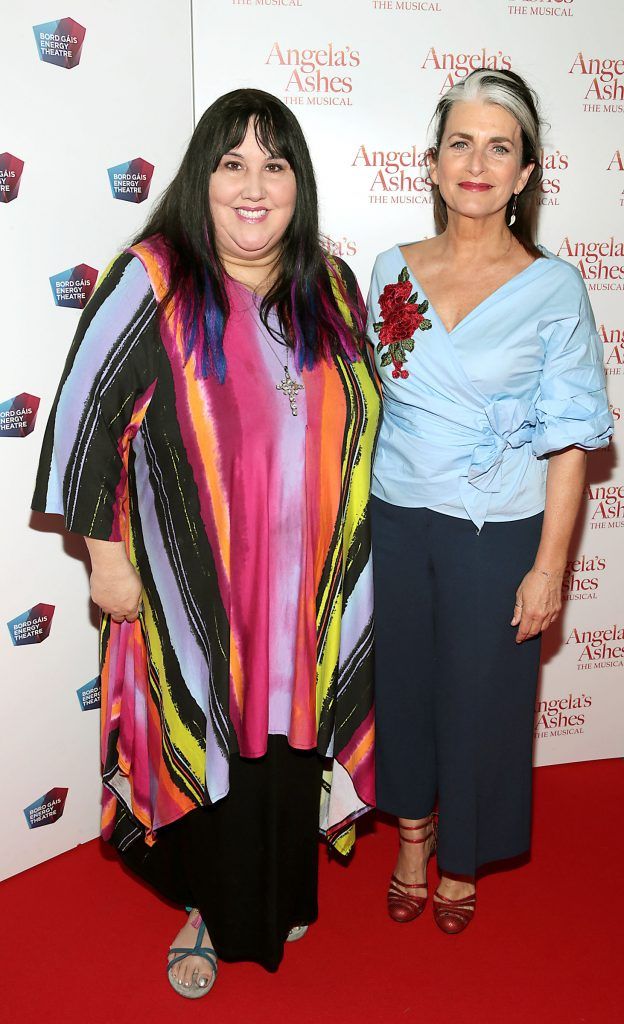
[260,323,305,416]
[276,363,304,416]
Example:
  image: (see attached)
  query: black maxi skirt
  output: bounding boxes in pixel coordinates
[113,735,324,971]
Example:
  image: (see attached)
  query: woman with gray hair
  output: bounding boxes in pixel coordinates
[366,68,612,933]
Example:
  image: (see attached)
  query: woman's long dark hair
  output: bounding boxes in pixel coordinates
[132,88,360,381]
[428,69,543,258]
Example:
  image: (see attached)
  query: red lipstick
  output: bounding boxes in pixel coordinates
[458,181,493,192]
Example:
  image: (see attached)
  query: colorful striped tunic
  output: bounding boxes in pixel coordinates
[32,239,381,855]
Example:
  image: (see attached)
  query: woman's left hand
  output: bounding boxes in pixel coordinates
[511,569,563,643]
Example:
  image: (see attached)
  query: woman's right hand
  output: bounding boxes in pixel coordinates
[89,557,143,623]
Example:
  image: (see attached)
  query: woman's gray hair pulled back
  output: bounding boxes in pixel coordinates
[428,68,544,257]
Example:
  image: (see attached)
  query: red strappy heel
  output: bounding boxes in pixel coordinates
[387,814,437,923]
[432,887,477,935]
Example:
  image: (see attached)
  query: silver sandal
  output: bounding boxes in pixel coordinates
[167,914,218,999]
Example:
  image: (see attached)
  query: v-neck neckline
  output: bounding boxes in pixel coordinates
[395,243,551,337]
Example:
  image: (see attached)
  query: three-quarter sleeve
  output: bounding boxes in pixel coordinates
[532,281,613,458]
[32,253,160,539]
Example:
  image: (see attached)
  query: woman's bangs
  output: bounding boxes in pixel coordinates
[252,112,295,169]
[212,115,250,170]
[211,110,294,171]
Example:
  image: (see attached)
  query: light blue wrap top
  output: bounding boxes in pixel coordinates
[367,244,613,530]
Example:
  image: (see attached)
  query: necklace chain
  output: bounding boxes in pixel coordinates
[232,285,305,417]
[261,329,305,417]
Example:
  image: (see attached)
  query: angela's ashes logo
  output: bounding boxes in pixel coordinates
[584,483,624,527]
[607,149,624,207]
[266,41,360,105]
[534,693,591,739]
[566,624,624,669]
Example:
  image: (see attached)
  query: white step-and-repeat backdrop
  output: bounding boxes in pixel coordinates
[1,0,622,881]
[0,1,193,882]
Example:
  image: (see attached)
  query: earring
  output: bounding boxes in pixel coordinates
[508,194,518,227]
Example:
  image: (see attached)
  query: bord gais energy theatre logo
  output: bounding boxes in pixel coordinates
[0,393,40,437]
[569,53,624,112]
[108,158,154,203]
[33,18,86,69]
[7,604,55,647]
[77,677,101,711]
[0,153,25,203]
[421,47,512,92]
[24,787,68,829]
[265,42,360,106]
[50,264,98,309]
[352,145,432,206]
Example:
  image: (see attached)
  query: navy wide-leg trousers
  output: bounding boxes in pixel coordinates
[371,496,543,876]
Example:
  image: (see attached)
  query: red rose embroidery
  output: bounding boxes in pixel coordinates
[379,306,424,346]
[372,266,432,379]
[378,280,412,319]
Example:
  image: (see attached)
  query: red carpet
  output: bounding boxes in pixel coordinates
[2,759,622,1024]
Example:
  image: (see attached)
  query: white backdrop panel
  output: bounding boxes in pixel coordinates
[192,0,624,768]
[1,0,621,884]
[0,0,194,882]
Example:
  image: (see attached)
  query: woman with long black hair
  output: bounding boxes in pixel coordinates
[33,89,380,994]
